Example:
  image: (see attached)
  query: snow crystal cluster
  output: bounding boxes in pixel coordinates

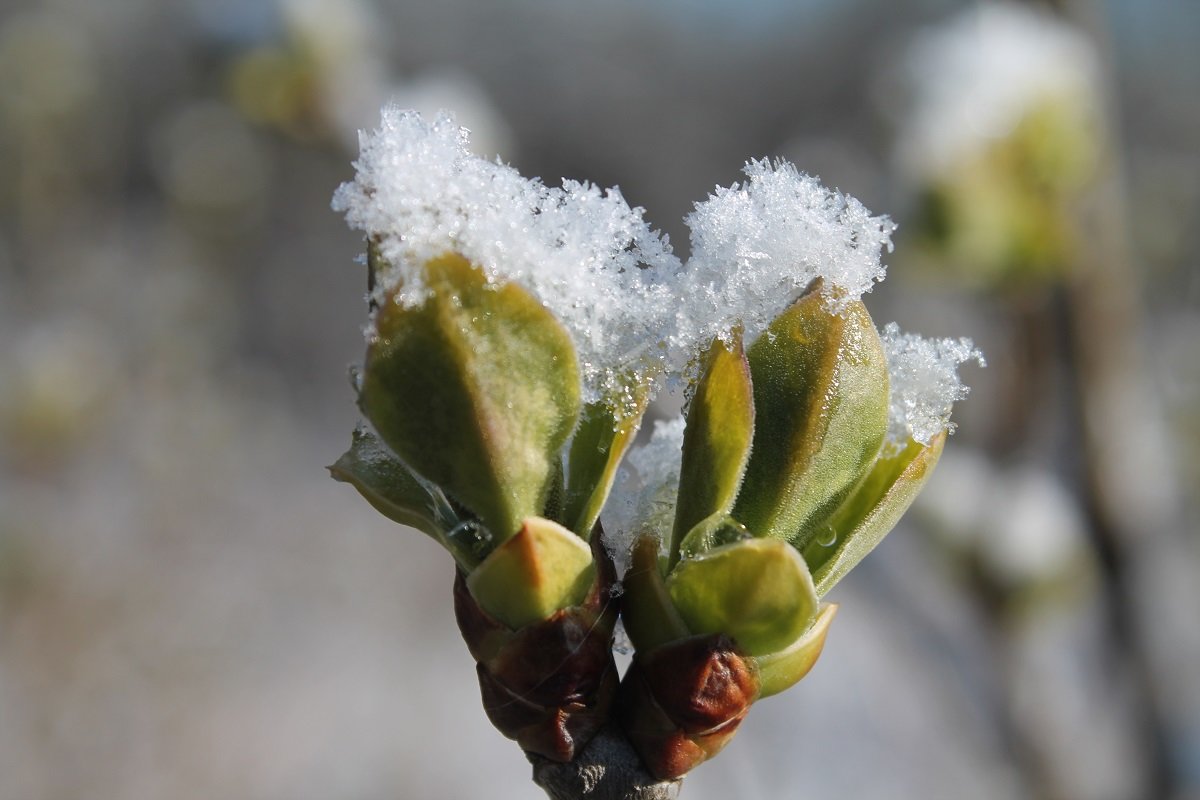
[683,158,894,337]
[881,323,985,447]
[333,108,901,407]
[332,107,681,407]
[894,0,1100,180]
[600,417,686,571]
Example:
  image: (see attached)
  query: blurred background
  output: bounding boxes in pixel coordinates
[0,0,1196,798]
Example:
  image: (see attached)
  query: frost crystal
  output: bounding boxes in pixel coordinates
[332,106,682,408]
[681,159,895,349]
[881,322,984,446]
[600,417,686,571]
[333,109,908,407]
[895,0,1100,179]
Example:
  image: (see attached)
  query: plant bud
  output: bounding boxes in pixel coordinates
[618,634,758,780]
[454,528,619,762]
[618,534,827,778]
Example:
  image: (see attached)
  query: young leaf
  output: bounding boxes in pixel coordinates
[804,432,946,596]
[732,284,890,547]
[751,602,837,698]
[669,331,755,565]
[666,538,819,658]
[542,454,567,525]
[329,426,482,568]
[563,391,649,539]
[466,517,597,630]
[621,535,691,653]
[362,254,581,544]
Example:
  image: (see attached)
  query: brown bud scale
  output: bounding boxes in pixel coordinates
[617,633,760,780]
[453,533,620,762]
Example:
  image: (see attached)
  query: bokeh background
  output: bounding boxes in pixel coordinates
[1,0,1196,798]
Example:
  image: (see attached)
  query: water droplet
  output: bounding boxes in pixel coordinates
[446,520,494,561]
[816,526,837,547]
[679,517,751,560]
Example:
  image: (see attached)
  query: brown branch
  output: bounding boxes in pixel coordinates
[528,727,683,800]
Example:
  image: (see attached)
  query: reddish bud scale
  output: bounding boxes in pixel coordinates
[617,633,761,780]
[452,536,620,762]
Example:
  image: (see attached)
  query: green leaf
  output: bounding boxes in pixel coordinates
[563,391,649,539]
[329,426,483,568]
[621,535,691,653]
[751,602,837,698]
[732,284,890,548]
[466,517,597,629]
[362,254,582,544]
[542,454,567,524]
[804,432,946,597]
[669,331,755,565]
[666,538,819,657]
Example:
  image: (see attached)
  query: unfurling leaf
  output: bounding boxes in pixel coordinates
[666,538,819,657]
[329,426,481,569]
[804,432,946,596]
[329,426,447,540]
[733,283,890,548]
[466,517,596,630]
[670,331,755,565]
[361,254,581,544]
[622,535,691,653]
[563,392,649,539]
[751,602,837,698]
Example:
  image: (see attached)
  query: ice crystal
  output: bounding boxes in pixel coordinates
[881,322,984,446]
[332,106,682,407]
[600,417,686,570]
[333,109,906,407]
[682,158,894,347]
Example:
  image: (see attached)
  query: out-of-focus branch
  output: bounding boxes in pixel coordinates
[1041,1,1181,795]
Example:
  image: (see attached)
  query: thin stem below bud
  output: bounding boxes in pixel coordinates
[528,726,682,800]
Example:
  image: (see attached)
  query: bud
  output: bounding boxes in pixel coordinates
[331,113,978,787]
[619,533,832,778]
[454,526,619,762]
[335,251,642,763]
[619,633,758,781]
[618,283,944,778]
